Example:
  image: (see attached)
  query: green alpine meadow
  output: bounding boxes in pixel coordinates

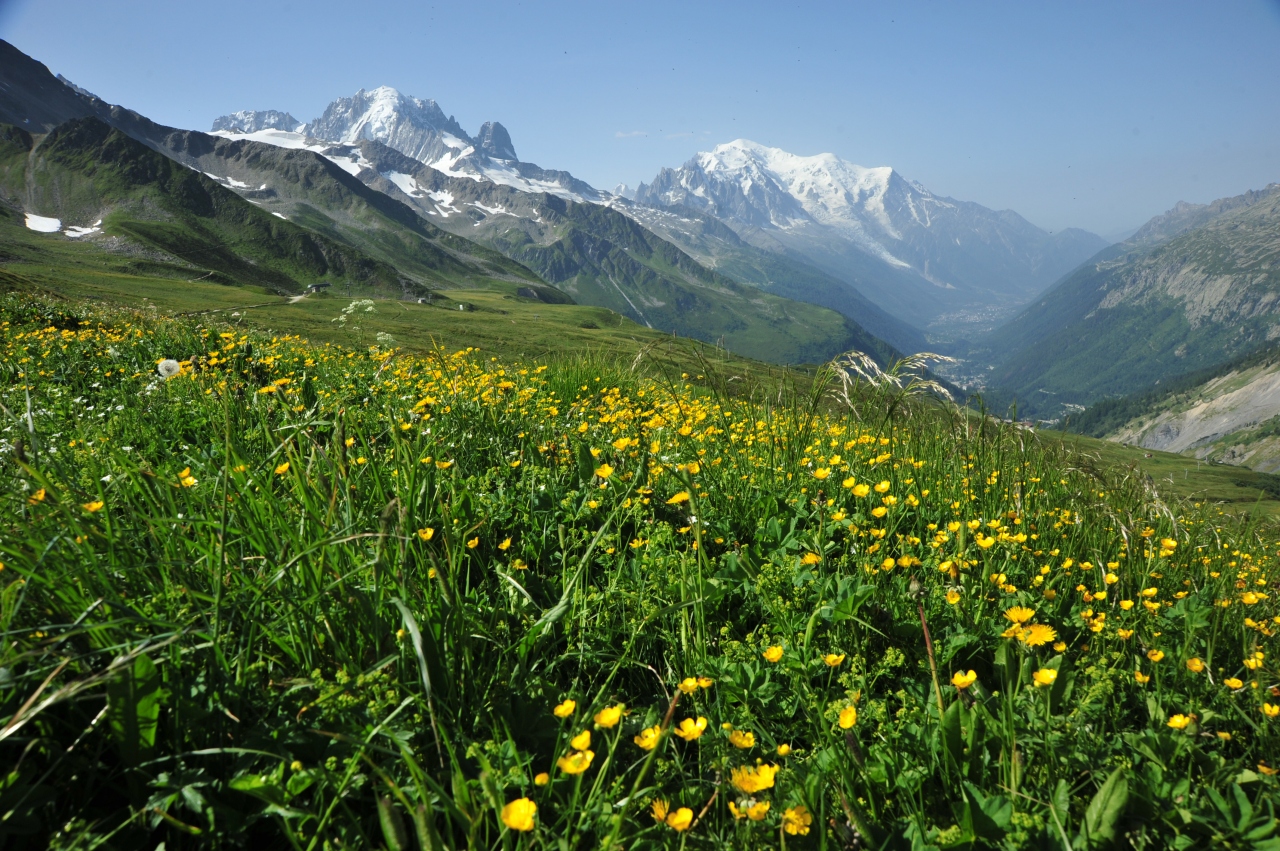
[2,290,1278,849]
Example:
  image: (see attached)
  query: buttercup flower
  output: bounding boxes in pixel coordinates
[823,653,846,667]
[556,749,593,774]
[569,730,591,750]
[729,729,755,749]
[1032,668,1058,687]
[673,717,707,741]
[776,743,792,756]
[1167,714,1192,730]
[553,699,576,718]
[762,645,784,663]
[1224,678,1244,689]
[1186,658,1205,673]
[730,763,777,793]
[951,670,977,689]
[783,805,813,836]
[634,725,662,751]
[501,798,537,832]
[665,807,694,831]
[534,772,550,786]
[594,704,624,728]
[838,706,858,729]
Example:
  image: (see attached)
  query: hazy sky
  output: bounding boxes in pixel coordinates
[4,0,1278,236]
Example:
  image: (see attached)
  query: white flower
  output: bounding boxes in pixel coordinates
[157,359,181,379]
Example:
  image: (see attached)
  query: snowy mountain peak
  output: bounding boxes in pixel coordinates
[211,110,302,134]
[635,139,1109,324]
[304,87,471,159]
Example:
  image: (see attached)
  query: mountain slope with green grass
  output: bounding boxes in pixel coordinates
[982,184,1280,417]
[344,140,896,365]
[0,118,426,294]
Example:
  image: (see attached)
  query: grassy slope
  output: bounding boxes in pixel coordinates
[983,190,1280,416]
[152,131,546,290]
[2,290,1278,849]
[0,215,801,384]
[355,148,894,366]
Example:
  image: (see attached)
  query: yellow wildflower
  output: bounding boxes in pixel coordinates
[951,670,977,689]
[594,704,624,728]
[556,749,593,775]
[634,725,662,751]
[728,729,755,749]
[838,706,858,729]
[569,730,591,750]
[673,717,707,741]
[762,645,784,663]
[730,763,777,793]
[823,653,846,667]
[782,805,812,836]
[553,699,576,718]
[501,798,537,832]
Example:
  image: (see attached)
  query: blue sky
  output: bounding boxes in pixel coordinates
[4,0,1278,236]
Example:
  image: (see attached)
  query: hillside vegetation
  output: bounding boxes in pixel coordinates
[984,185,1280,417]
[1,290,1278,849]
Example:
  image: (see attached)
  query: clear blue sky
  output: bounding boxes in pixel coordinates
[4,0,1279,236]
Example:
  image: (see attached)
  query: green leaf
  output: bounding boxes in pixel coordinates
[962,781,1010,841]
[1079,766,1129,847]
[106,654,168,768]
[940,699,965,771]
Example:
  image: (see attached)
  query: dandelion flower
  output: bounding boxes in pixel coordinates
[666,491,690,505]
[1020,624,1057,647]
[1167,714,1192,730]
[157,359,181,379]
[823,653,845,667]
[593,704,624,728]
[801,552,822,565]
[553,699,576,718]
[730,763,777,793]
[634,725,662,751]
[1004,605,1036,624]
[555,749,593,774]
[838,706,858,729]
[951,670,977,689]
[1032,668,1058,687]
[763,645,784,663]
[782,805,813,836]
[501,798,537,832]
[569,730,591,750]
[673,717,707,741]
[651,799,669,823]
[728,729,755,749]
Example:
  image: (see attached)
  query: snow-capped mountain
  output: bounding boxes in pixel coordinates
[210,87,603,202]
[211,110,302,134]
[635,140,1109,333]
